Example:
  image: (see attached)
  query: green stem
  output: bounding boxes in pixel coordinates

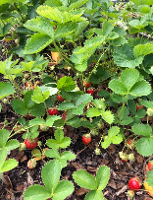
[44,102,49,116]
[9,75,23,94]
[0,173,9,186]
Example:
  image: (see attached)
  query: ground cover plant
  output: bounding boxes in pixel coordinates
[1,0,153,199]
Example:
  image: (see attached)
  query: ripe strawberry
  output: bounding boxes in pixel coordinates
[144,179,153,197]
[119,151,128,162]
[148,160,153,171]
[49,108,58,115]
[136,104,144,111]
[128,177,142,191]
[87,88,95,95]
[56,94,64,102]
[24,138,38,149]
[84,80,91,88]
[82,134,91,145]
[27,158,37,169]
[127,139,136,150]
[127,190,134,198]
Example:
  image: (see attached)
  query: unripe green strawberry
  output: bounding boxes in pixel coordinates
[147,108,153,117]
[3,98,8,104]
[27,158,37,169]
[119,151,128,162]
[19,143,26,151]
[40,124,49,132]
[127,139,136,150]
[95,148,101,155]
[128,153,135,162]
[127,190,134,198]
[24,73,29,79]
[22,78,26,84]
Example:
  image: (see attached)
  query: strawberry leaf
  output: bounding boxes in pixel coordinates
[96,166,110,190]
[136,137,153,156]
[146,170,153,186]
[85,190,104,200]
[0,82,15,100]
[132,123,152,136]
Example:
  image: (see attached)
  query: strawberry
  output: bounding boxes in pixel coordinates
[84,80,91,88]
[24,138,38,149]
[128,177,142,191]
[13,125,24,134]
[148,160,153,171]
[128,153,135,162]
[127,139,136,150]
[82,134,91,145]
[24,73,29,79]
[127,190,134,198]
[25,81,32,88]
[40,124,49,132]
[87,88,95,95]
[3,98,8,104]
[19,143,26,151]
[119,151,128,162]
[144,179,153,197]
[27,158,37,169]
[56,94,64,102]
[136,105,144,111]
[49,108,58,115]
[95,148,101,155]
[147,108,153,117]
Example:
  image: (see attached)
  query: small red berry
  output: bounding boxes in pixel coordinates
[84,81,91,88]
[82,134,91,145]
[128,177,142,191]
[136,105,144,111]
[87,88,95,95]
[127,139,136,150]
[27,158,37,169]
[49,108,58,115]
[24,138,38,149]
[148,160,153,171]
[56,94,64,101]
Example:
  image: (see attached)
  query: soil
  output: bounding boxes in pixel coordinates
[0,41,152,200]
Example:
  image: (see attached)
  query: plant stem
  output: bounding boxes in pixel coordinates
[0,173,10,186]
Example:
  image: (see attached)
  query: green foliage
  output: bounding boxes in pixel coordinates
[23,160,74,200]
[73,165,110,199]
[0,82,15,100]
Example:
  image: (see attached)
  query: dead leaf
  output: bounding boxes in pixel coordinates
[20,155,28,163]
[116,185,128,196]
[136,154,144,164]
[75,187,90,196]
[27,172,34,186]
[108,179,117,189]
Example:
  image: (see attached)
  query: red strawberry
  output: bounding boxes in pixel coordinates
[25,81,32,87]
[128,177,142,191]
[148,160,153,171]
[87,88,95,95]
[56,94,64,102]
[27,158,37,169]
[82,134,91,145]
[84,81,91,88]
[136,105,144,111]
[25,138,38,149]
[127,139,136,150]
[49,108,58,115]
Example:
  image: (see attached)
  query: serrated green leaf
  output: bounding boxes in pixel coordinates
[101,110,114,124]
[68,0,88,11]
[55,23,77,39]
[41,160,61,191]
[139,100,153,109]
[0,82,15,100]
[0,129,9,148]
[75,60,87,72]
[120,117,133,125]
[29,104,45,117]
[40,86,58,96]
[135,108,146,118]
[73,170,97,190]
[58,102,75,111]
[85,190,104,200]
[1,159,18,173]
[60,137,71,148]
[113,45,143,68]
[24,33,53,54]
[96,166,110,190]
[129,80,151,97]
[101,136,111,149]
[32,87,50,104]
[93,99,106,111]
[136,137,153,156]
[61,151,76,161]
[11,99,27,115]
[146,171,153,186]
[55,129,64,143]
[46,139,59,149]
[46,116,61,127]
[133,43,153,57]
[121,69,139,91]
[132,123,152,136]
[0,148,7,170]
[57,76,75,92]
[109,80,127,95]
[45,149,60,159]
[23,185,51,200]
[6,140,20,151]
[24,17,54,37]
[86,107,101,117]
[29,118,45,126]
[53,180,74,200]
